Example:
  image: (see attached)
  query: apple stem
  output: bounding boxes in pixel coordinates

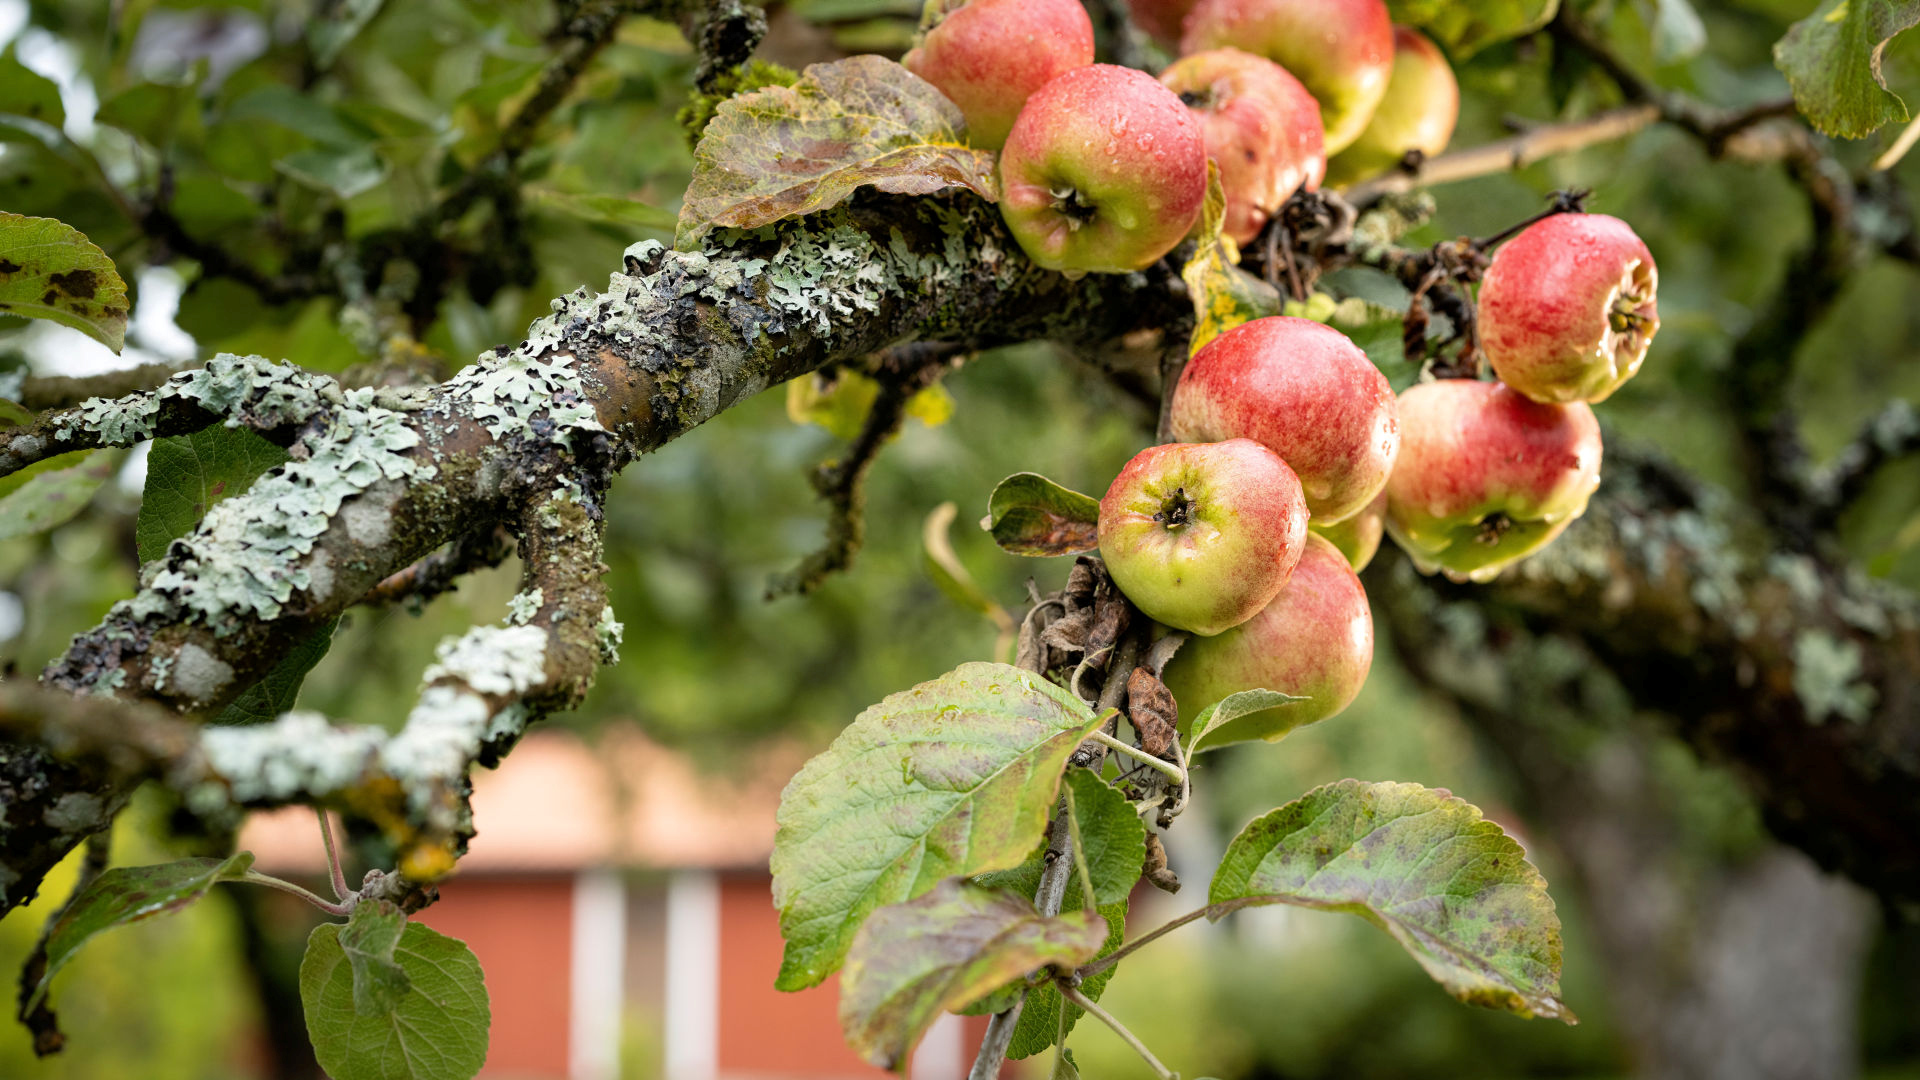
[1088,729,1186,786]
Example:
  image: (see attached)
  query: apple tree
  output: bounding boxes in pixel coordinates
[0,0,1918,1077]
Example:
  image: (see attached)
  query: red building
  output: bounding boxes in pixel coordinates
[243,728,1001,1079]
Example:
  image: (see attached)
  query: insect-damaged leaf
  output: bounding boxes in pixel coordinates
[28,853,256,1013]
[772,662,1105,990]
[981,473,1101,557]
[1211,779,1575,1022]
[1180,161,1281,356]
[0,212,130,352]
[676,54,997,246]
[840,879,1105,1070]
[1774,0,1920,138]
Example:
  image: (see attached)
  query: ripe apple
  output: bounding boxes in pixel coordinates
[1162,532,1373,733]
[1169,315,1399,524]
[1479,213,1661,404]
[1325,26,1458,186]
[999,65,1210,275]
[1098,438,1309,637]
[902,0,1095,152]
[1159,48,1326,246]
[1312,488,1384,571]
[1180,0,1394,154]
[1127,0,1199,48]
[1384,379,1603,583]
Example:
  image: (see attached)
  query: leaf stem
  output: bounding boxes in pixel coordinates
[1058,983,1175,1080]
[1086,729,1184,786]
[317,809,350,902]
[1062,782,1096,913]
[1078,903,1240,979]
[238,870,352,917]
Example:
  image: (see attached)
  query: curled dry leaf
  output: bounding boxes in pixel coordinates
[1142,832,1181,893]
[677,54,998,246]
[1126,666,1179,758]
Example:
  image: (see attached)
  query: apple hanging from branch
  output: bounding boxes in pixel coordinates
[1161,47,1327,246]
[903,0,1095,152]
[1325,26,1459,187]
[1180,0,1395,154]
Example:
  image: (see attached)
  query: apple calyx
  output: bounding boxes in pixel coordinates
[1049,185,1099,230]
[1155,488,1198,527]
[1605,261,1658,361]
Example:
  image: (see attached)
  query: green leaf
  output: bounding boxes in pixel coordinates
[1387,0,1559,57]
[138,425,293,563]
[0,449,117,542]
[1005,900,1126,1058]
[677,54,997,246]
[0,49,64,131]
[339,900,412,1016]
[0,397,32,427]
[527,187,678,231]
[309,0,389,69]
[980,473,1101,558]
[1210,779,1575,1022]
[28,853,255,1013]
[923,501,1007,622]
[772,662,1106,990]
[1650,0,1707,64]
[1180,160,1283,354]
[1184,688,1313,756]
[301,918,490,1080]
[0,212,131,351]
[839,878,1106,1070]
[1774,0,1920,138]
[97,77,205,151]
[216,618,340,726]
[277,145,390,199]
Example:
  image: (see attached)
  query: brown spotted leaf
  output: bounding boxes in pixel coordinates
[772,662,1106,990]
[677,55,997,246]
[1211,780,1575,1022]
[981,473,1101,557]
[1180,161,1281,355]
[840,878,1105,1070]
[0,212,130,351]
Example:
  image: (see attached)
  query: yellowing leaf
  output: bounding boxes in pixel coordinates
[1180,162,1281,355]
[677,54,997,247]
[786,368,956,440]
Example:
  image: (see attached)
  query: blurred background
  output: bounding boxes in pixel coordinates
[2,0,1919,1076]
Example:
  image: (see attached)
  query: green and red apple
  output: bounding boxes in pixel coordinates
[903,0,1095,151]
[1169,315,1399,524]
[1162,531,1374,739]
[1384,379,1604,583]
[1325,26,1458,186]
[1312,488,1384,571]
[1098,438,1308,636]
[999,64,1211,275]
[1479,212,1661,404]
[1160,48,1326,246]
[1181,0,1394,154]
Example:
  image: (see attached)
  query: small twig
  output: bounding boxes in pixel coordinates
[317,809,350,902]
[1875,114,1920,171]
[1058,983,1175,1080]
[362,526,516,609]
[238,870,352,917]
[1345,105,1661,203]
[17,364,187,412]
[970,804,1079,1079]
[1086,729,1184,785]
[1077,903,1226,979]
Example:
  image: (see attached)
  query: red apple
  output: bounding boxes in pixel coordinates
[999,65,1211,275]
[1160,48,1326,246]
[1312,488,1384,571]
[1325,26,1458,186]
[1127,0,1198,48]
[1384,379,1603,583]
[1098,439,1309,636]
[1479,213,1661,404]
[1169,315,1399,524]
[1181,0,1394,154]
[1162,532,1373,737]
[903,0,1095,152]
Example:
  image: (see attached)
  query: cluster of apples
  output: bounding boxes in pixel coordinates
[1096,210,1659,730]
[903,0,1462,272]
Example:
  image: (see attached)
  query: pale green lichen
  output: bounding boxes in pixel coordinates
[54,352,340,445]
[136,388,429,632]
[421,624,550,696]
[86,668,126,698]
[594,604,624,665]
[201,711,386,804]
[447,350,606,448]
[1791,630,1877,724]
[507,588,543,626]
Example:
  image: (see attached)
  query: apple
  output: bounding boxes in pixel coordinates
[903,0,1095,152]
[1180,0,1394,154]
[999,64,1211,275]
[1312,488,1384,571]
[1159,48,1326,246]
[1098,438,1309,637]
[1127,0,1199,48]
[1169,315,1399,524]
[1325,26,1458,186]
[1384,379,1603,583]
[1162,532,1373,732]
[1479,213,1661,404]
